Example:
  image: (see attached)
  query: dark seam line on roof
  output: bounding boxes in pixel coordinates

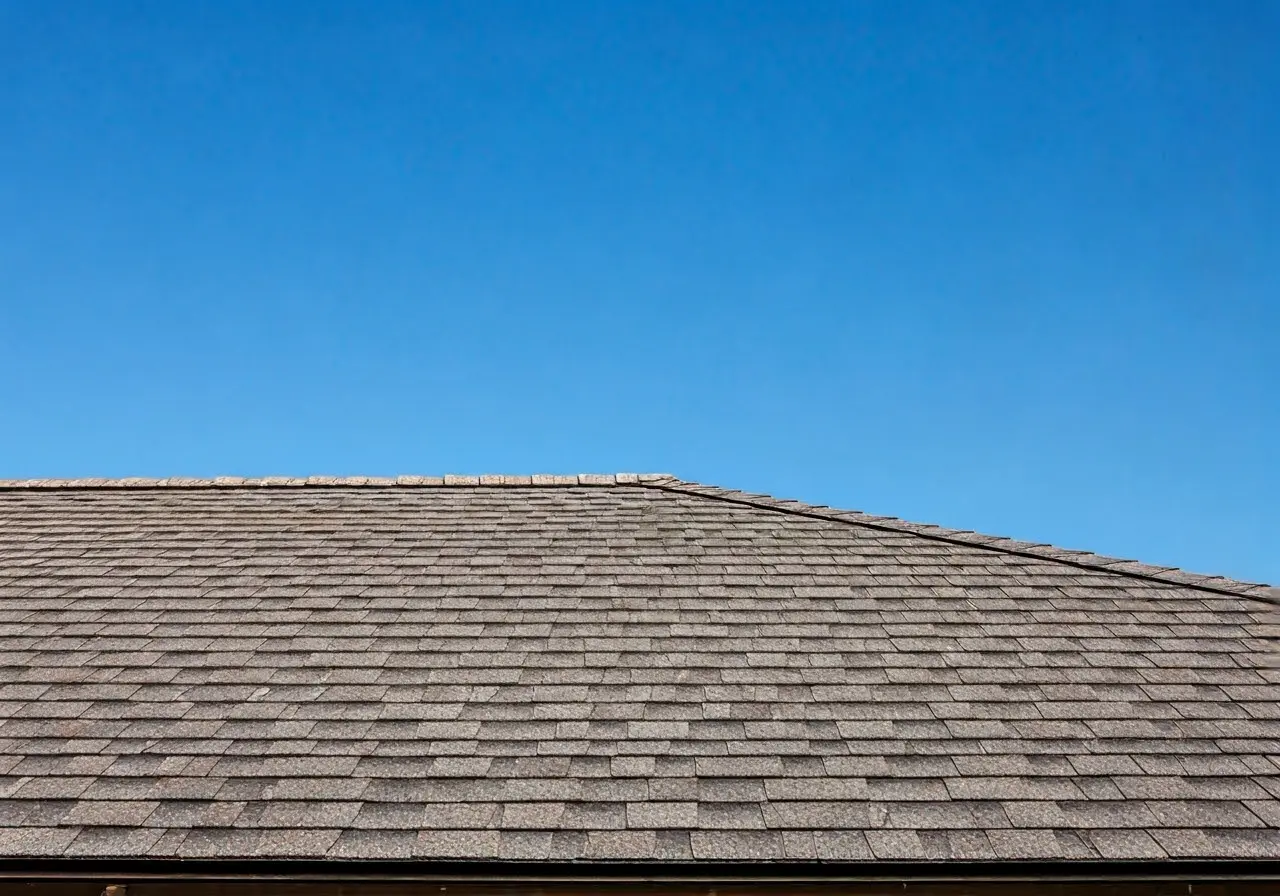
[3,859,1280,880]
[637,481,1279,609]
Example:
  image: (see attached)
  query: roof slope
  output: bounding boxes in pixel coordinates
[0,475,1276,864]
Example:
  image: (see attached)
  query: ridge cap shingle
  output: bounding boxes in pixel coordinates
[0,473,672,489]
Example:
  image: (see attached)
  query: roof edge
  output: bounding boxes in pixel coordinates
[639,477,1278,605]
[4,857,1280,882]
[0,474,673,488]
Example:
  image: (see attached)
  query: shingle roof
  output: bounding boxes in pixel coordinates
[0,474,1277,864]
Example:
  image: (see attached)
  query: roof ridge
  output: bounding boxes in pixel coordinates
[640,476,1279,606]
[0,473,673,488]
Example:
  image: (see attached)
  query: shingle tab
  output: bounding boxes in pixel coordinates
[0,477,1275,863]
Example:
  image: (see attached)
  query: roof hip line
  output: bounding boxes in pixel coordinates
[636,477,1278,608]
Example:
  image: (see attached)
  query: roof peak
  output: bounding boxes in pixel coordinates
[0,473,676,488]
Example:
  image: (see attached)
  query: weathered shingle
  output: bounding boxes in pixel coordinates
[0,475,1276,862]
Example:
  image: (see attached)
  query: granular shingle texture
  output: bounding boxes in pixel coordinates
[0,474,1277,863]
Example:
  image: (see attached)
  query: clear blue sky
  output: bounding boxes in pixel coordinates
[2,1,1276,584]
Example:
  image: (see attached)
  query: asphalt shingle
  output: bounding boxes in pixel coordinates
[0,475,1276,863]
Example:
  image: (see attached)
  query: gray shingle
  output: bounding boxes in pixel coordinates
[0,827,81,856]
[698,801,766,830]
[644,829,688,860]
[868,778,950,801]
[329,829,416,858]
[1087,829,1167,859]
[762,800,868,829]
[946,830,996,859]
[547,830,588,860]
[499,802,564,829]
[416,829,500,858]
[255,828,340,857]
[814,830,874,859]
[350,802,425,830]
[584,830,657,859]
[1143,799,1266,828]
[866,830,927,859]
[1154,828,1280,858]
[627,801,697,828]
[497,830,552,859]
[177,827,262,858]
[690,830,783,859]
[65,826,165,857]
[258,800,361,828]
[987,829,1064,859]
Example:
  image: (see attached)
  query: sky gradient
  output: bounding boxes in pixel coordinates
[1,1,1277,583]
